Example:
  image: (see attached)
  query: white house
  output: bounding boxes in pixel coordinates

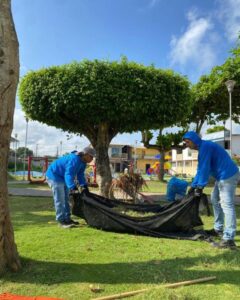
[171,129,240,177]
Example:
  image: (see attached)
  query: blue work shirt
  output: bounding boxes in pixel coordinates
[183,131,239,188]
[46,152,87,189]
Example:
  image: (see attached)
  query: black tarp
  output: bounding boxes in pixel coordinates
[71,191,210,240]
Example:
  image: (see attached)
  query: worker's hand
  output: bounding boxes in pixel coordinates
[81,184,90,194]
[69,186,78,195]
[187,187,195,195]
[194,187,203,198]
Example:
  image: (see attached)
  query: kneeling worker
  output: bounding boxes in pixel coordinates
[183,131,239,249]
[46,146,96,228]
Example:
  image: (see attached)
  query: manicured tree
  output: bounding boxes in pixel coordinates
[19,59,191,196]
[0,0,21,273]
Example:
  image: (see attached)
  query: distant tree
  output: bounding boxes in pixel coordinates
[19,59,191,196]
[206,126,225,134]
[189,39,240,133]
[16,147,33,158]
[189,75,219,133]
[142,129,187,181]
[0,0,21,273]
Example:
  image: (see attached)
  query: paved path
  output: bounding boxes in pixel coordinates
[8,187,52,197]
[7,186,240,204]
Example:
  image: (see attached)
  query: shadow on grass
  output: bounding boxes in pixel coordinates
[3,252,240,287]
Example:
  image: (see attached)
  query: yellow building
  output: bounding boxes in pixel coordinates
[109,144,171,174]
[132,146,171,174]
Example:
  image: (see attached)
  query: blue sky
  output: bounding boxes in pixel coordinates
[12,0,240,155]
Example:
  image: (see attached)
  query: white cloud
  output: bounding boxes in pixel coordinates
[12,107,142,156]
[12,108,90,156]
[169,10,217,72]
[218,0,240,42]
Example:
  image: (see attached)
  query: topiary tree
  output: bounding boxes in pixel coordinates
[19,58,191,196]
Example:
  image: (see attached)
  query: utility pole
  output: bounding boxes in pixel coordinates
[23,117,29,180]
[60,141,62,156]
[14,133,18,175]
[225,80,236,157]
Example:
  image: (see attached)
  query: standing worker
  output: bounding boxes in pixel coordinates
[46,146,96,228]
[183,131,239,249]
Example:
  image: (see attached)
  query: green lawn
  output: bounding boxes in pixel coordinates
[0,195,240,299]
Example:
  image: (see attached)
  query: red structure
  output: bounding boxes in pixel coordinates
[28,156,98,187]
[27,156,48,184]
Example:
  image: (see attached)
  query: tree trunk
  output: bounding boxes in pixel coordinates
[94,123,113,197]
[157,150,166,182]
[0,0,21,273]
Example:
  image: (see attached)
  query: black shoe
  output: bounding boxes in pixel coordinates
[212,239,237,249]
[65,219,79,225]
[205,228,223,237]
[58,221,74,228]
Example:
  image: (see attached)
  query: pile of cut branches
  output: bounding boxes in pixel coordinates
[109,173,148,202]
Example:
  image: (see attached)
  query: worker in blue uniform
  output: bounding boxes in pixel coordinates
[46,146,96,228]
[183,131,239,249]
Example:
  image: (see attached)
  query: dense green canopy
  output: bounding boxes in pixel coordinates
[19,59,191,142]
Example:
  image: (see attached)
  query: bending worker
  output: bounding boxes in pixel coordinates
[183,131,239,249]
[46,146,96,228]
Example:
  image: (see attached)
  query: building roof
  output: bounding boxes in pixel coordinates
[203,130,230,141]
[10,136,19,143]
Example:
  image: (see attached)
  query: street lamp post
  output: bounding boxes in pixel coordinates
[23,117,29,180]
[35,143,38,157]
[225,80,236,157]
[60,141,62,156]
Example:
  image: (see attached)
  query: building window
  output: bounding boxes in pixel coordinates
[185,161,192,167]
[188,149,192,157]
[224,140,230,150]
[177,149,182,154]
[172,162,176,167]
[111,147,120,157]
